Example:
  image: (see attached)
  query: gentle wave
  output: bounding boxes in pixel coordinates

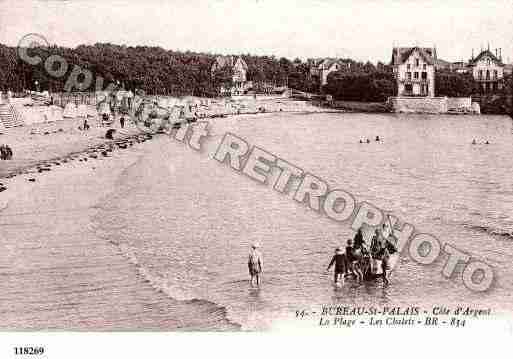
[91,153,242,330]
[467,224,513,240]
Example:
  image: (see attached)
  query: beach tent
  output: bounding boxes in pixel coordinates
[63,103,77,118]
[30,91,51,106]
[46,105,63,123]
[76,104,88,118]
[97,101,111,115]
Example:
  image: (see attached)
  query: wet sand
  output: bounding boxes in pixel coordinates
[0,128,238,330]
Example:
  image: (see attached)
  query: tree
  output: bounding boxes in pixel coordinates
[324,70,395,102]
[435,71,475,97]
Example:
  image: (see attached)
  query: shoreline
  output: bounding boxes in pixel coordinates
[0,132,240,330]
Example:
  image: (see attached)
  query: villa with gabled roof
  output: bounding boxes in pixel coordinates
[211,56,249,95]
[468,49,504,93]
[308,58,351,88]
[391,47,436,97]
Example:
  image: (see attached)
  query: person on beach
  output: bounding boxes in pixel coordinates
[1,145,12,160]
[375,136,380,142]
[83,119,90,131]
[369,229,390,285]
[248,243,263,287]
[327,247,347,286]
[351,229,367,283]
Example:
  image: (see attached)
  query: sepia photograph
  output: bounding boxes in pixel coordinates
[0,0,512,357]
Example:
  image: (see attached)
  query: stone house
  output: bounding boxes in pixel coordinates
[308,58,351,87]
[211,56,249,95]
[391,47,436,97]
[468,49,504,93]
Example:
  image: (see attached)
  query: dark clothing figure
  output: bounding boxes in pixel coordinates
[1,145,12,160]
[120,117,125,129]
[328,253,346,274]
[83,119,90,131]
[327,249,347,284]
[353,229,365,249]
[345,245,354,263]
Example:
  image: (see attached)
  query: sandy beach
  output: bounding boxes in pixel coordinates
[0,128,241,330]
[0,97,341,330]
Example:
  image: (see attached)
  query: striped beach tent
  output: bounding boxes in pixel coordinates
[63,102,77,118]
[76,104,88,118]
[0,104,25,128]
[30,91,51,106]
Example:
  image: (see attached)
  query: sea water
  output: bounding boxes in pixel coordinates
[94,112,513,330]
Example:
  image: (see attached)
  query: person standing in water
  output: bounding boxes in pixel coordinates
[327,247,347,285]
[248,243,263,287]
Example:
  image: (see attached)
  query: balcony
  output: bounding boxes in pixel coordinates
[400,78,428,84]
[475,77,501,82]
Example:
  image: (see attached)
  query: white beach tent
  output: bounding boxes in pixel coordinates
[63,102,77,118]
[97,101,111,117]
[76,104,88,118]
[46,105,63,122]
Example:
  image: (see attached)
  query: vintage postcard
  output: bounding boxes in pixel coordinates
[0,0,512,357]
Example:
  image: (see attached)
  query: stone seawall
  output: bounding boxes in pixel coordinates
[389,96,477,114]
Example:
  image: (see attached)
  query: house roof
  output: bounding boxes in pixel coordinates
[469,50,504,66]
[391,47,436,66]
[318,58,351,70]
[211,56,248,71]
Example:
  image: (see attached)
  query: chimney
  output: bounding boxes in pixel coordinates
[495,48,498,57]
[499,48,502,60]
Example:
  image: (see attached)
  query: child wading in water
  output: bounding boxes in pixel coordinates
[248,243,263,287]
[327,247,347,286]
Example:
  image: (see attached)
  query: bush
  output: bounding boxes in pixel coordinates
[323,70,396,102]
[435,71,475,97]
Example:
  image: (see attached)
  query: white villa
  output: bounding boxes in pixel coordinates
[211,56,249,95]
[308,58,351,88]
[468,49,504,93]
[391,47,436,97]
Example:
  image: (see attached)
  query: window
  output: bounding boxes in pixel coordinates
[415,58,419,66]
[421,72,427,79]
[407,64,411,70]
[423,64,427,70]
[405,84,413,93]
[493,70,498,79]
[414,72,419,79]
[486,70,490,80]
[407,72,412,80]
[479,70,483,79]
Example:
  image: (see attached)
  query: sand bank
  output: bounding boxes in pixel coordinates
[0,122,238,329]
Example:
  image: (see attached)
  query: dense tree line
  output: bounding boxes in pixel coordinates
[435,71,475,97]
[323,62,396,102]
[0,43,317,96]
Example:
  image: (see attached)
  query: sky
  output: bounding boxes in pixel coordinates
[1,0,513,63]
